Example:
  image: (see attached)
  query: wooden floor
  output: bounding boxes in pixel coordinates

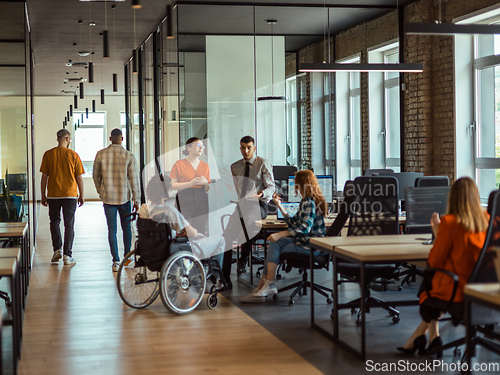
[18,202,323,375]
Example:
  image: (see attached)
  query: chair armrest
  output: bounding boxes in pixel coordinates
[423,267,459,309]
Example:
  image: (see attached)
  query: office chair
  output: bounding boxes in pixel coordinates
[400,175,451,289]
[337,176,402,324]
[415,175,450,187]
[424,189,500,359]
[274,181,355,306]
[364,168,394,177]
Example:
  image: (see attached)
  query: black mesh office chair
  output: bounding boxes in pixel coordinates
[364,168,394,177]
[424,190,500,359]
[337,176,402,324]
[415,175,450,187]
[400,175,451,289]
[274,181,355,306]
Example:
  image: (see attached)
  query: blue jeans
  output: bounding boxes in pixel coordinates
[263,237,320,277]
[103,202,132,262]
[48,198,77,257]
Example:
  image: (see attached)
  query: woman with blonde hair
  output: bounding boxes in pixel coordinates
[398,176,489,357]
[240,170,328,303]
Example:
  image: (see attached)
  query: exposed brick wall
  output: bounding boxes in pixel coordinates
[292,0,500,181]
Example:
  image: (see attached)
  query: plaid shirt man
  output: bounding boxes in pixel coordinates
[284,197,326,244]
[93,144,140,205]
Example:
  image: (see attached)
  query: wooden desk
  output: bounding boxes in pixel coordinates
[0,223,29,309]
[464,283,500,374]
[0,257,21,375]
[309,236,432,361]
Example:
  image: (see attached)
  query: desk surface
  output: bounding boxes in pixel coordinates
[464,283,500,307]
[309,234,430,252]
[0,225,27,237]
[258,214,406,229]
[0,222,28,228]
[334,242,432,262]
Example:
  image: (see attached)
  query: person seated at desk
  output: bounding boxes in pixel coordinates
[140,174,224,269]
[240,170,327,303]
[397,177,489,356]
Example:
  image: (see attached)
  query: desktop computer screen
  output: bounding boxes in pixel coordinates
[405,186,450,228]
[277,202,301,220]
[379,172,424,201]
[288,175,333,203]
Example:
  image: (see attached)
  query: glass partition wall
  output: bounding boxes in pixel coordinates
[125,3,341,201]
[0,1,34,250]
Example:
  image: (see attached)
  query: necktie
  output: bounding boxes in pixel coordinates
[240,162,251,199]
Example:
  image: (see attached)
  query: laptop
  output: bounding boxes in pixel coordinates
[277,202,300,220]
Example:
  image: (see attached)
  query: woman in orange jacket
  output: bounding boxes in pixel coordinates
[397,177,489,357]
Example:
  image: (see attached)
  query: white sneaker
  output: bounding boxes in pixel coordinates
[112,262,120,272]
[63,255,76,265]
[239,293,266,303]
[252,281,278,297]
[51,249,62,263]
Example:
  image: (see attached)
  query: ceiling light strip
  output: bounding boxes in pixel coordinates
[406,23,500,35]
[298,63,423,72]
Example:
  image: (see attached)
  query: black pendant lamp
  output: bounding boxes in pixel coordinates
[66,111,70,122]
[79,82,84,99]
[113,73,118,92]
[103,30,109,59]
[101,89,105,104]
[132,49,138,74]
[132,0,141,9]
[81,114,84,123]
[74,95,78,109]
[92,100,96,113]
[166,4,174,39]
[70,104,73,116]
[86,107,89,119]
[88,62,94,83]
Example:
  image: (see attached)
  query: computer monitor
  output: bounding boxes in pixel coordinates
[6,173,27,193]
[277,202,300,220]
[405,186,450,230]
[379,172,424,201]
[288,175,334,203]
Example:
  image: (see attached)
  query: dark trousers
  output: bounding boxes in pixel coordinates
[176,188,209,234]
[48,199,77,257]
[222,200,268,276]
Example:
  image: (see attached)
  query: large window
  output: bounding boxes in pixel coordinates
[473,21,500,198]
[72,112,106,177]
[286,75,298,167]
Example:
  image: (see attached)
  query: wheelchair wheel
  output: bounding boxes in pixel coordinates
[117,250,160,309]
[160,251,206,315]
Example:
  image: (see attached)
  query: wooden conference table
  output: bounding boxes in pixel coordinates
[309,234,432,360]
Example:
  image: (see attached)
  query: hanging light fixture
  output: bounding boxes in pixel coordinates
[298,63,423,73]
[132,0,141,9]
[81,114,84,123]
[79,82,84,99]
[132,9,138,74]
[70,104,73,116]
[257,20,288,102]
[406,0,500,35]
[66,111,70,122]
[166,3,174,39]
[92,100,96,113]
[86,107,89,119]
[103,1,109,58]
[74,94,78,109]
[101,89,105,104]
[88,62,94,83]
[112,5,118,92]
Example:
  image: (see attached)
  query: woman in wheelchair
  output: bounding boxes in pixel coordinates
[240,170,327,303]
[140,174,224,271]
[398,177,489,356]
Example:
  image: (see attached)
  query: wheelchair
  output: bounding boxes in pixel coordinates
[116,214,226,315]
